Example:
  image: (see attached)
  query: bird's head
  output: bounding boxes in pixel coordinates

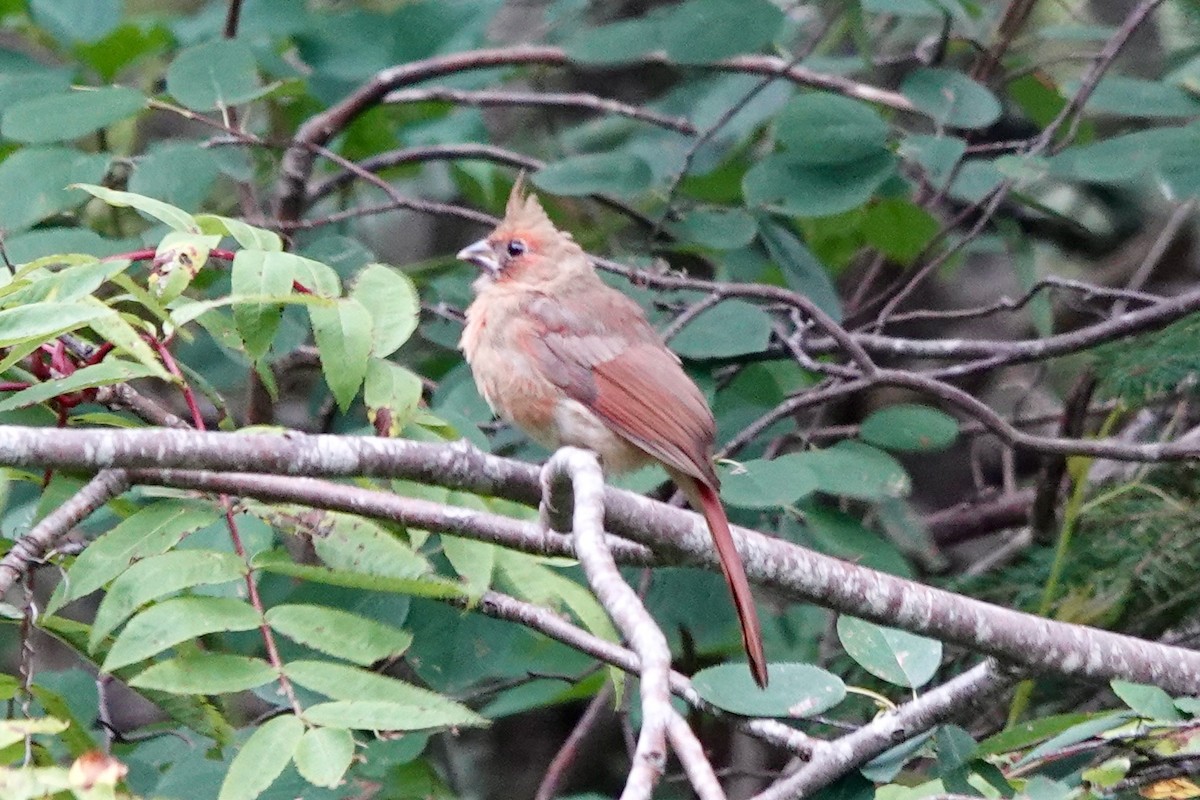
[457,174,586,288]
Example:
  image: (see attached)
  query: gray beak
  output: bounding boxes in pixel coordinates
[456,239,500,274]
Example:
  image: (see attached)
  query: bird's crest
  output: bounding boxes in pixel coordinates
[501,172,567,245]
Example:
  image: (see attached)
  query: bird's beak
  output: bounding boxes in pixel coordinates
[456,239,500,274]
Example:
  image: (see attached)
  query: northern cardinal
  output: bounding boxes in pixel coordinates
[457,177,768,687]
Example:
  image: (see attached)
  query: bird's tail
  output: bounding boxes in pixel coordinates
[682,476,769,688]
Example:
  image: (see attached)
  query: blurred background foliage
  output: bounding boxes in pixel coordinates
[0,0,1199,798]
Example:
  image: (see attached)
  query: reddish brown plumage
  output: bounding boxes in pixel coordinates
[459,177,769,687]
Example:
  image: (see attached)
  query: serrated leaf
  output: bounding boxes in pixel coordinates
[364,358,423,435]
[87,309,174,380]
[72,183,197,232]
[49,502,220,613]
[89,550,245,650]
[103,597,260,671]
[231,250,296,361]
[311,513,430,580]
[167,39,269,112]
[129,654,275,694]
[351,263,419,357]
[837,616,942,687]
[304,700,487,731]
[719,455,818,509]
[671,299,773,359]
[251,550,466,599]
[293,727,355,788]
[265,604,412,666]
[309,298,373,412]
[0,359,160,413]
[218,714,304,800]
[2,87,144,143]
[693,662,845,717]
[860,404,959,452]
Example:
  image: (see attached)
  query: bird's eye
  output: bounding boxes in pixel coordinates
[506,239,527,258]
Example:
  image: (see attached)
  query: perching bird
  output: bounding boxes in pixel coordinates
[457,177,768,687]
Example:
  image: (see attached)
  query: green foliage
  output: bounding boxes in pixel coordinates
[1094,313,1200,402]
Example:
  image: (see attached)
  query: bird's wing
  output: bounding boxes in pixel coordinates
[521,290,718,485]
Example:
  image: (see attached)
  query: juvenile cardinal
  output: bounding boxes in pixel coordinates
[457,177,768,687]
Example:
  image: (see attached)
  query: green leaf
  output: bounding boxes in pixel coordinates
[719,455,818,509]
[2,87,144,144]
[364,358,424,435]
[309,298,373,412]
[304,700,487,731]
[1093,314,1200,402]
[89,550,245,650]
[285,660,482,725]
[0,71,73,115]
[0,717,69,750]
[1016,712,1130,766]
[671,299,772,359]
[1076,76,1200,119]
[757,217,843,321]
[0,359,158,413]
[103,597,261,672]
[231,250,296,361]
[862,0,958,17]
[836,616,942,688]
[662,0,784,64]
[668,208,758,250]
[129,654,276,695]
[218,714,305,800]
[900,134,966,191]
[564,18,662,65]
[49,502,220,613]
[901,68,1001,129]
[351,263,419,357]
[860,199,940,266]
[744,152,896,217]
[196,214,283,252]
[1111,680,1182,721]
[87,308,174,380]
[775,93,890,164]
[801,441,911,500]
[252,550,465,599]
[265,604,413,666]
[311,513,431,580]
[859,404,958,452]
[692,662,845,717]
[167,39,269,112]
[130,141,221,210]
[0,149,108,232]
[293,727,355,788]
[442,534,495,591]
[533,153,653,197]
[30,0,120,44]
[976,711,1096,756]
[936,724,977,772]
[72,183,197,232]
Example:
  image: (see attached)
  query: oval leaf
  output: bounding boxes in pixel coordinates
[837,615,942,688]
[533,153,652,197]
[2,87,144,143]
[309,297,373,412]
[693,662,846,718]
[799,441,911,500]
[662,0,784,64]
[351,263,419,357]
[1111,680,1182,722]
[129,654,275,695]
[293,727,355,788]
[775,92,890,164]
[744,152,896,217]
[901,68,1001,129]
[860,404,959,452]
[218,714,304,800]
[668,207,758,250]
[671,299,773,359]
[719,455,818,509]
[0,148,108,232]
[167,39,268,112]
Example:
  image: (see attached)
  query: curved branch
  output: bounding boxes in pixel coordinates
[2,426,1200,692]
